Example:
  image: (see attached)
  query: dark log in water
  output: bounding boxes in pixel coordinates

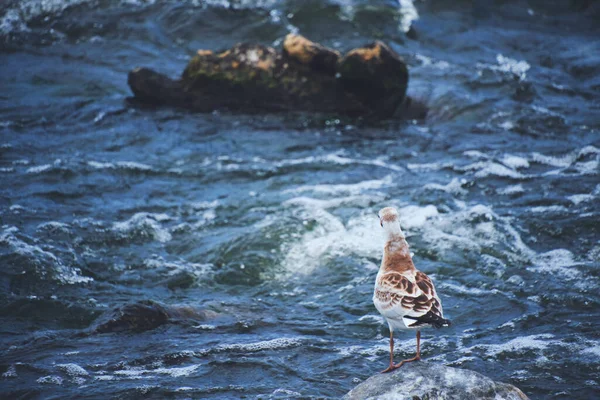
[128,34,425,119]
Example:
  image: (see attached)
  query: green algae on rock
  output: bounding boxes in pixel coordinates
[128,34,424,119]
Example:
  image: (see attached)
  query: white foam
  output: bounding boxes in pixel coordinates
[407,162,445,171]
[281,206,382,275]
[0,9,29,34]
[284,175,393,195]
[501,155,530,169]
[499,321,515,329]
[0,226,92,284]
[37,221,71,232]
[480,254,507,278]
[143,257,212,277]
[448,356,476,366]
[117,161,152,171]
[415,54,450,69]
[113,367,146,378]
[272,388,302,397]
[493,54,531,81]
[460,161,526,179]
[93,111,106,123]
[26,164,52,174]
[579,145,600,157]
[57,363,89,376]
[467,334,555,358]
[358,314,385,324]
[530,249,582,279]
[574,160,598,175]
[189,200,220,210]
[568,194,594,205]
[438,282,487,296]
[337,344,387,361]
[529,205,568,213]
[284,195,384,211]
[582,345,600,357]
[193,324,216,330]
[210,337,303,353]
[72,376,86,385]
[530,152,574,168]
[397,204,439,229]
[88,160,152,171]
[273,152,405,172]
[88,161,114,169]
[423,178,468,195]
[511,369,530,380]
[420,204,535,264]
[37,375,64,385]
[463,150,489,159]
[112,213,172,243]
[280,201,441,275]
[9,204,25,212]
[2,365,17,378]
[154,365,198,378]
[2,0,92,31]
[496,184,524,195]
[398,0,419,32]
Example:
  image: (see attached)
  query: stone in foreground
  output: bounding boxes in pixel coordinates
[344,362,529,400]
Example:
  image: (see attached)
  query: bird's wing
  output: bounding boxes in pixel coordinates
[374,271,445,327]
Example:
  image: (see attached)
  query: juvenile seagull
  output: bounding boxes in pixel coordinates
[373,206,451,373]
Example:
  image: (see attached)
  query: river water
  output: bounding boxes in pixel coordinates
[1,1,599,399]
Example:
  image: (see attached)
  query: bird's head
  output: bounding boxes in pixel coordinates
[378,206,404,237]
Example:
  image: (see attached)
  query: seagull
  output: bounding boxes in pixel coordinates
[373,206,451,373]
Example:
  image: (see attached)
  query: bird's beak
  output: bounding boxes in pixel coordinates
[380,219,383,227]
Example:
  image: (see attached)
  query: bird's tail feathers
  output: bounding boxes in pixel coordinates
[404,313,451,329]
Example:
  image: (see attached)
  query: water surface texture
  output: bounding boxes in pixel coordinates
[1,0,599,398]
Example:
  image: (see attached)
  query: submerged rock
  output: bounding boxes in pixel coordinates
[344,362,529,400]
[92,300,216,333]
[128,34,425,119]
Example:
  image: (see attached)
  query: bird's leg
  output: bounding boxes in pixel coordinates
[381,330,398,373]
[416,330,421,360]
[392,330,422,369]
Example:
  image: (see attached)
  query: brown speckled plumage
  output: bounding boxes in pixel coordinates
[373,206,451,373]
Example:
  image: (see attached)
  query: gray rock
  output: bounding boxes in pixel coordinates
[344,362,529,400]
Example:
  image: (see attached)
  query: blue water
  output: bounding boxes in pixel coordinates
[1,1,599,398]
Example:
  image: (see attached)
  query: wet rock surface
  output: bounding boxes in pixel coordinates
[92,300,216,333]
[338,41,409,117]
[344,362,529,400]
[128,34,418,119]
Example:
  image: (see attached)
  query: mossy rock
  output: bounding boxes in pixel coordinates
[128,35,420,119]
[338,41,409,116]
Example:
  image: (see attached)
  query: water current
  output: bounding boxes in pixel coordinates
[1,0,599,398]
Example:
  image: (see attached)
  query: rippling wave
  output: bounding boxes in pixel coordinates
[1,0,599,398]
